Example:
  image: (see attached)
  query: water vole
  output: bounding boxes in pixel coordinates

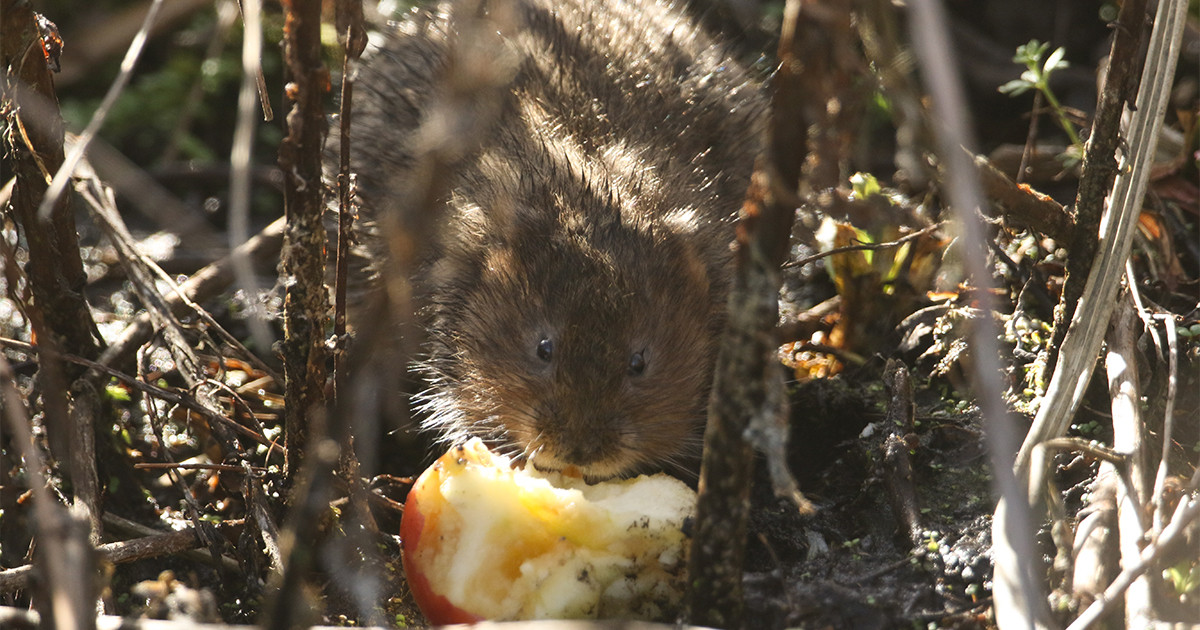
[350,0,765,479]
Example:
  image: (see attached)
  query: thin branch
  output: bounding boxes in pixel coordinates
[1106,296,1154,625]
[0,521,244,593]
[1016,90,1045,185]
[0,337,273,449]
[1151,314,1180,536]
[277,0,330,480]
[229,0,274,352]
[1066,491,1200,630]
[36,0,165,222]
[0,354,95,629]
[906,0,1047,626]
[267,0,332,626]
[333,3,366,409]
[1043,0,1151,381]
[784,221,945,269]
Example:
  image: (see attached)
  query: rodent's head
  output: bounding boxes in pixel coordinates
[421,201,723,480]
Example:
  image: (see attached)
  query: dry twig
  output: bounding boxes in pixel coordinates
[0,521,243,593]
[880,360,923,543]
[1000,0,1189,624]
[1043,0,1151,381]
[0,355,95,629]
[687,0,822,625]
[1011,0,1188,505]
[905,0,1047,625]
[1103,296,1152,626]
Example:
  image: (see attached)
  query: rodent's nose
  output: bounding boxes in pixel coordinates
[555,436,609,466]
[545,418,621,467]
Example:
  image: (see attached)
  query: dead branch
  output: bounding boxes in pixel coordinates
[687,0,825,626]
[0,521,243,593]
[1044,0,1151,381]
[265,0,334,625]
[277,0,330,480]
[970,150,1075,241]
[332,0,366,409]
[331,0,379,540]
[104,513,241,573]
[94,216,284,377]
[1105,295,1153,625]
[1151,315,1181,536]
[0,354,95,629]
[881,360,923,544]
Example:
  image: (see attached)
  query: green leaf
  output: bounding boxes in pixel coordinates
[1166,562,1200,595]
[1013,39,1048,66]
[999,79,1033,95]
[105,383,132,402]
[850,172,882,199]
[1044,47,1069,72]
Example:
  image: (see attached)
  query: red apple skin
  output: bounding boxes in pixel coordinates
[400,461,484,625]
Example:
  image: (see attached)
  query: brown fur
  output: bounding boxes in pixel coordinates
[350,0,766,479]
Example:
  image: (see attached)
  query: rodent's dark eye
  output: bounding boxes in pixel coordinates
[536,337,554,362]
[628,350,646,376]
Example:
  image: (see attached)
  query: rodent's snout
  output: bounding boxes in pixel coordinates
[544,436,611,468]
[530,411,627,472]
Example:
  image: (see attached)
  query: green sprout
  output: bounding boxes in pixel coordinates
[999,40,1082,151]
[1166,561,1200,596]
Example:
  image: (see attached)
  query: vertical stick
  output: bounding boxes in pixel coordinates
[904,0,1048,626]
[1041,0,1150,383]
[687,0,838,625]
[278,0,330,480]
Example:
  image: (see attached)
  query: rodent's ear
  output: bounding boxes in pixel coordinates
[674,237,711,297]
[481,246,520,284]
[472,152,522,240]
[423,239,517,292]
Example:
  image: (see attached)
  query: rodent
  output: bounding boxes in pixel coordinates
[349,0,766,480]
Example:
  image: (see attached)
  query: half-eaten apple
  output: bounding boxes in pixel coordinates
[400,438,695,623]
